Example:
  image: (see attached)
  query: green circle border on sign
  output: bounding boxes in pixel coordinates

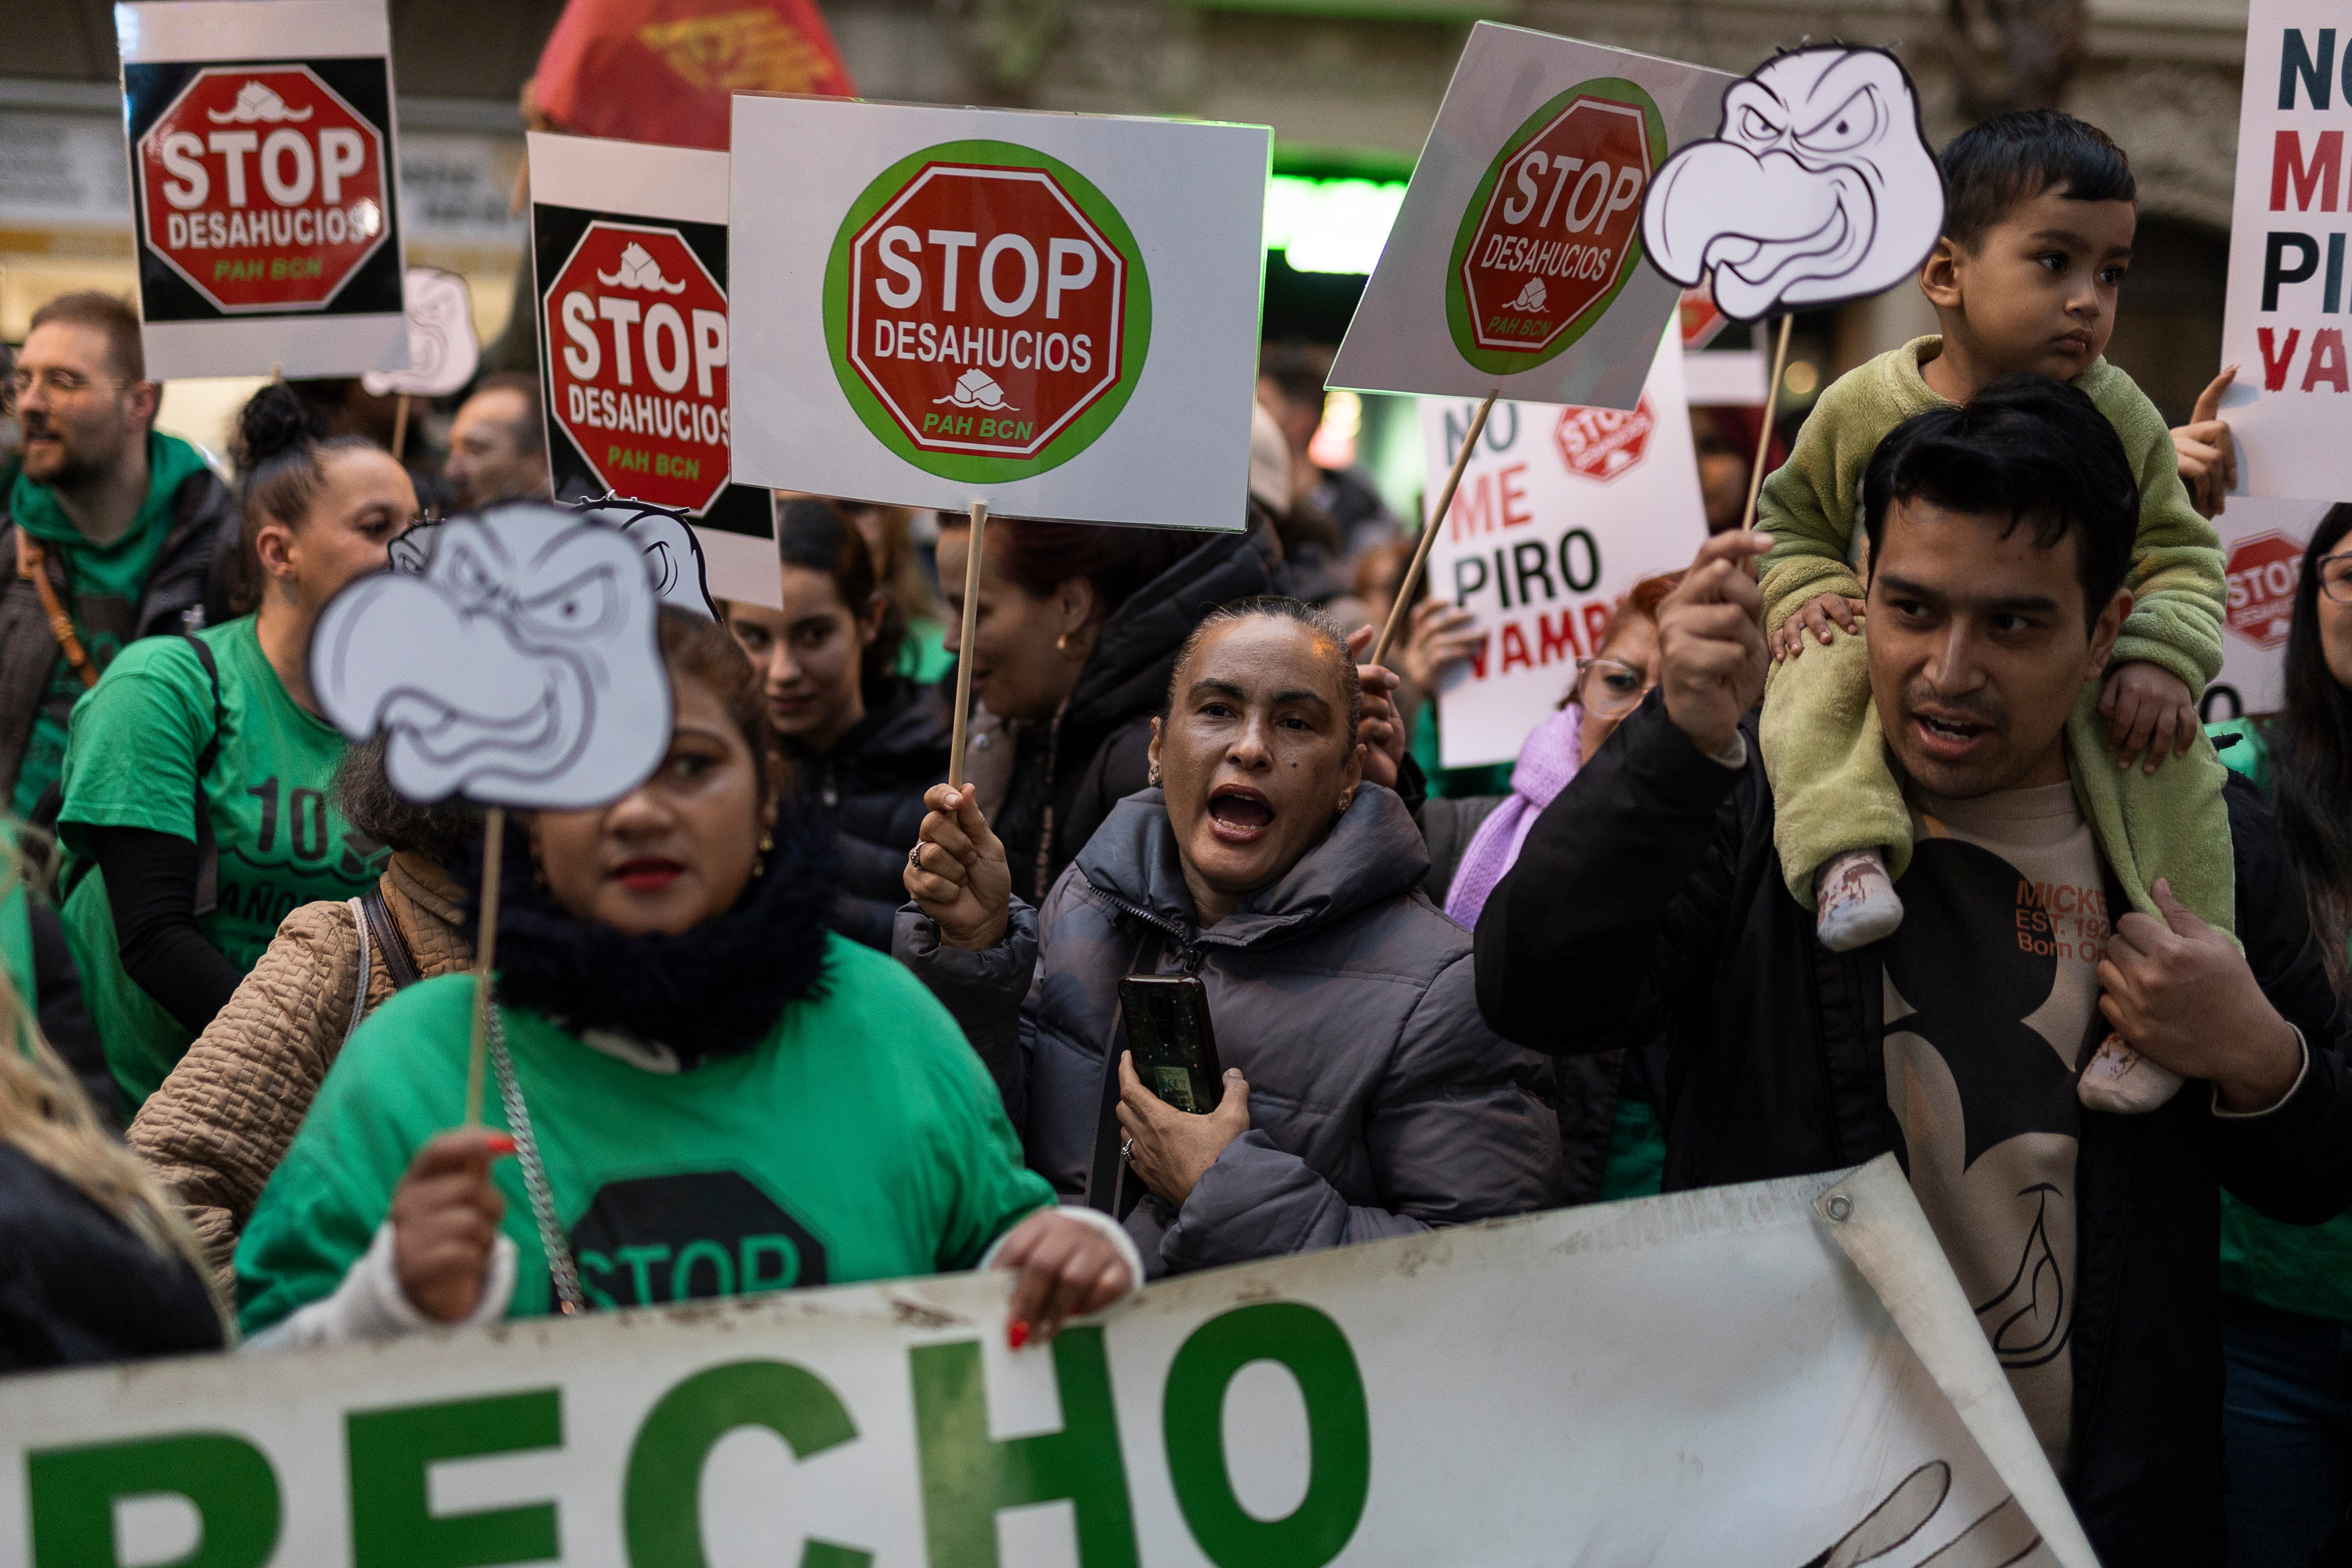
[1444,78,1668,378]
[823,138,1154,484]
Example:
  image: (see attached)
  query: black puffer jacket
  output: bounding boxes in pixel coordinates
[0,1144,223,1371]
[1475,694,2352,1566]
[798,675,950,950]
[993,512,1286,903]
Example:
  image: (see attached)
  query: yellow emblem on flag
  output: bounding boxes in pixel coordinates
[638,9,835,94]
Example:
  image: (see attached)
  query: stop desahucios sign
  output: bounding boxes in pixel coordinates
[826,140,1152,482]
[544,222,733,517]
[136,67,390,312]
[1447,79,1665,377]
[2226,531,2306,651]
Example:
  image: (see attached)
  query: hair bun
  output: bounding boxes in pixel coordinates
[235,380,317,472]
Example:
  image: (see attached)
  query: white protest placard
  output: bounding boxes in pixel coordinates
[2219,0,2352,501]
[117,0,409,380]
[1328,25,1731,413]
[1420,326,1708,769]
[359,266,477,399]
[529,131,783,608]
[0,1158,2092,1568]
[726,97,1269,531]
[2206,496,2336,718]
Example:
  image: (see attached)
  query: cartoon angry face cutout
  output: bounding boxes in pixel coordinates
[312,503,676,809]
[1641,47,1943,321]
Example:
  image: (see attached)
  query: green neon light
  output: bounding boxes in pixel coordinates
[1264,174,1407,276]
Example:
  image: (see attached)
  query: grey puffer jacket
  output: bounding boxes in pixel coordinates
[898,785,1563,1277]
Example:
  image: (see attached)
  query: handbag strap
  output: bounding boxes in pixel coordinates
[487,1009,587,1315]
[1083,926,1166,1215]
[15,536,97,690]
[343,898,372,1043]
[358,886,421,989]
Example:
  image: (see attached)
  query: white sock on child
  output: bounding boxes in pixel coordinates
[1815,847,1904,952]
[2077,1033,2185,1114]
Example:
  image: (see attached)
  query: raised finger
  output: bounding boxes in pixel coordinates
[2191,366,2235,425]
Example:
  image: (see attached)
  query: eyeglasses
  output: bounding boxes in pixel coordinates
[6,367,131,403]
[2321,552,2352,606]
[1576,655,1652,718]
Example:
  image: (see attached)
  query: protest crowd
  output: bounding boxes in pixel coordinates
[4,1,2352,1563]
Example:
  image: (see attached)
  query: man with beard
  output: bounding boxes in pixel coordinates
[0,292,238,819]
[1474,375,2352,1562]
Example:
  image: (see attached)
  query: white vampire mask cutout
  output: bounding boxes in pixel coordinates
[312,502,681,809]
[1641,46,1943,321]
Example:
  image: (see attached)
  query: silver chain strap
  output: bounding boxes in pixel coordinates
[487,1010,587,1315]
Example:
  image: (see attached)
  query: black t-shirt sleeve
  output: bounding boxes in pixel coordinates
[93,826,241,1038]
[27,902,116,1130]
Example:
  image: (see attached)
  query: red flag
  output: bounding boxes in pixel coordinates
[533,0,856,151]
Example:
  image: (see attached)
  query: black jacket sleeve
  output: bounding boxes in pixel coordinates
[94,826,240,1037]
[1473,693,1752,1055]
[28,902,115,1130]
[2211,774,2352,1225]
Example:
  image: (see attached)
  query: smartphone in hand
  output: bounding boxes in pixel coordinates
[1116,974,1223,1113]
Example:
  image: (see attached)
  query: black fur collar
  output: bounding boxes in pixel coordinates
[461,805,839,1068]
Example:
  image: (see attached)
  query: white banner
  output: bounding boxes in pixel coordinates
[2218,0,2352,502]
[1329,25,1730,414]
[0,1158,2090,1568]
[2208,495,2335,719]
[1419,327,1709,769]
[727,97,1268,531]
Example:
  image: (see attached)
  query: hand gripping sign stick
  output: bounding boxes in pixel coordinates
[1370,390,1498,670]
[948,500,989,790]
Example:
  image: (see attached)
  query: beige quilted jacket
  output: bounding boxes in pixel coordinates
[129,852,472,1288]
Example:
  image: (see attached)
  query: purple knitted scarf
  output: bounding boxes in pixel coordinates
[1442,703,1585,928]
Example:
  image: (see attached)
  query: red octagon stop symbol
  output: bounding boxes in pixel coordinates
[841,159,1131,469]
[1450,90,1657,371]
[136,67,390,312]
[2226,531,2306,650]
[1555,395,1654,482]
[544,222,733,517]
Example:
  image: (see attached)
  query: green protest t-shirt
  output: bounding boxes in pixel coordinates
[9,432,213,817]
[56,614,383,1107]
[235,934,1058,1334]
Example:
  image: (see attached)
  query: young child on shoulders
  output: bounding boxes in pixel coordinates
[1755,109,2230,1113]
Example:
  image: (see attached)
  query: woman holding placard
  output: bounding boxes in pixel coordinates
[236,610,1137,1342]
[724,500,949,951]
[935,509,1284,904]
[900,597,1561,1277]
[53,384,415,1115]
[2203,505,2352,1566]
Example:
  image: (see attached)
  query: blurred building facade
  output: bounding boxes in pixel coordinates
[1,0,2244,429]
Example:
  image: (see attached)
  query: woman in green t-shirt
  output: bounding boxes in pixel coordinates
[238,610,1136,1344]
[56,383,416,1111]
[2206,501,2352,1567]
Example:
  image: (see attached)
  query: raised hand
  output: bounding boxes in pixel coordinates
[2172,367,2238,519]
[1657,531,1774,758]
[1346,623,1407,789]
[906,783,1012,952]
[391,1129,511,1323]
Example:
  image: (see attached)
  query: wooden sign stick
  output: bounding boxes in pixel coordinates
[390,393,412,463]
[463,805,507,1127]
[947,499,990,790]
[1369,389,1497,670]
[1737,315,1795,535]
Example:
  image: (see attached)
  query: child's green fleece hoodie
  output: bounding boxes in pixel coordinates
[1755,336,2233,933]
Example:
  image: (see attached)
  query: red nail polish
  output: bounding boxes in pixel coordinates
[481,1133,517,1156]
[1007,1320,1031,1350]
